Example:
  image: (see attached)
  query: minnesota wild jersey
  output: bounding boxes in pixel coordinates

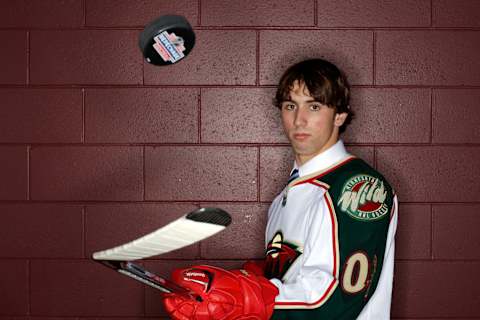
[265,140,398,319]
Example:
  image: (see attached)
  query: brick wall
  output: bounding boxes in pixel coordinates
[0,0,479,319]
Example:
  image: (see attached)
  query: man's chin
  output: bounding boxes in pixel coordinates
[292,149,316,161]
[291,144,314,155]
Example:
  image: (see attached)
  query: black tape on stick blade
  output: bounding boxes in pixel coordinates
[186,207,232,227]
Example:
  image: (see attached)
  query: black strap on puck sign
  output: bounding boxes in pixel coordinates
[139,15,195,66]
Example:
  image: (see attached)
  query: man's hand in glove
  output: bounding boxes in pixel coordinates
[162,265,278,320]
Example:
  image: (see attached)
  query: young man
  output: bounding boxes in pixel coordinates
[162,59,398,320]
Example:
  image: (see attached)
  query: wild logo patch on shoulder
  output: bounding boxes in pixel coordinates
[337,174,389,221]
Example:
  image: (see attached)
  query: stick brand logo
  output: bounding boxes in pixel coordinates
[185,271,206,278]
[337,174,389,221]
[183,269,212,292]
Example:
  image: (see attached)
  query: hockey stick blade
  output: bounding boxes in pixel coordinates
[99,260,202,301]
[92,207,231,261]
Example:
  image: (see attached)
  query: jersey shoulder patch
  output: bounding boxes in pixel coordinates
[337,173,390,221]
[317,158,394,222]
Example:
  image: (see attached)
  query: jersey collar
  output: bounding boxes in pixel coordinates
[292,140,351,179]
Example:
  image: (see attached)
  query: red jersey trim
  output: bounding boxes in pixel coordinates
[274,192,340,309]
[290,155,356,189]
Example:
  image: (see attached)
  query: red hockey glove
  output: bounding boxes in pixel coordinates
[162,265,278,320]
[242,260,265,277]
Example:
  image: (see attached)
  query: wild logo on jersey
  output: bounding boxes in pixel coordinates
[337,174,389,221]
[265,232,302,280]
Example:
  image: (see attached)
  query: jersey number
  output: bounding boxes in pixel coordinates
[341,252,370,294]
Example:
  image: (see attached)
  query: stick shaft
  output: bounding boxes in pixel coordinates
[99,260,200,300]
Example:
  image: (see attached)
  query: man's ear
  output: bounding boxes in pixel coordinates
[334,112,348,127]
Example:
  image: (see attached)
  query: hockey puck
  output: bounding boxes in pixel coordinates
[139,15,195,66]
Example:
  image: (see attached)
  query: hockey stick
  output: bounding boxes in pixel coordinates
[92,207,231,261]
[92,207,231,297]
[99,260,202,300]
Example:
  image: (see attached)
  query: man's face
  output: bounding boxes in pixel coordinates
[281,81,347,165]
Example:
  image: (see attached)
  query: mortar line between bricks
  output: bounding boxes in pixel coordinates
[141,58,145,86]
[139,8,145,86]
[82,206,86,259]
[198,0,202,26]
[2,258,286,263]
[395,258,480,262]
[83,0,87,27]
[391,318,480,320]
[198,88,202,143]
[142,270,147,316]
[352,86,480,89]
[27,145,31,200]
[313,0,318,26]
[430,88,434,143]
[3,257,480,263]
[430,204,434,260]
[121,26,480,31]
[2,142,479,147]
[142,146,146,201]
[193,26,480,31]
[430,0,434,27]
[257,146,261,202]
[372,31,376,85]
[2,84,480,89]
[1,200,479,205]
[0,200,264,205]
[82,88,85,143]
[26,31,30,85]
[255,30,260,86]
[3,26,480,31]
[27,259,31,315]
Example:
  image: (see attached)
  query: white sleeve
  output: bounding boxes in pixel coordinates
[356,195,398,319]
[272,193,339,307]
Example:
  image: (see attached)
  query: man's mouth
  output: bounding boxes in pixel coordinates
[293,133,310,141]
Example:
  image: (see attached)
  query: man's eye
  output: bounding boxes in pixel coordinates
[283,104,295,110]
[310,104,322,111]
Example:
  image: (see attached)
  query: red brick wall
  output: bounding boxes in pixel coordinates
[1,0,479,319]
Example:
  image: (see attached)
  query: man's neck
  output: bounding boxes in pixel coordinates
[295,136,340,166]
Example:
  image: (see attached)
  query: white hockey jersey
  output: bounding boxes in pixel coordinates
[265,140,398,320]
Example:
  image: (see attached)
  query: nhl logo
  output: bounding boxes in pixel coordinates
[337,174,389,221]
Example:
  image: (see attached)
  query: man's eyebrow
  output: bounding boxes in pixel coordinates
[281,99,319,103]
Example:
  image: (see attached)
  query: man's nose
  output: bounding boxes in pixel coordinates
[293,107,307,127]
